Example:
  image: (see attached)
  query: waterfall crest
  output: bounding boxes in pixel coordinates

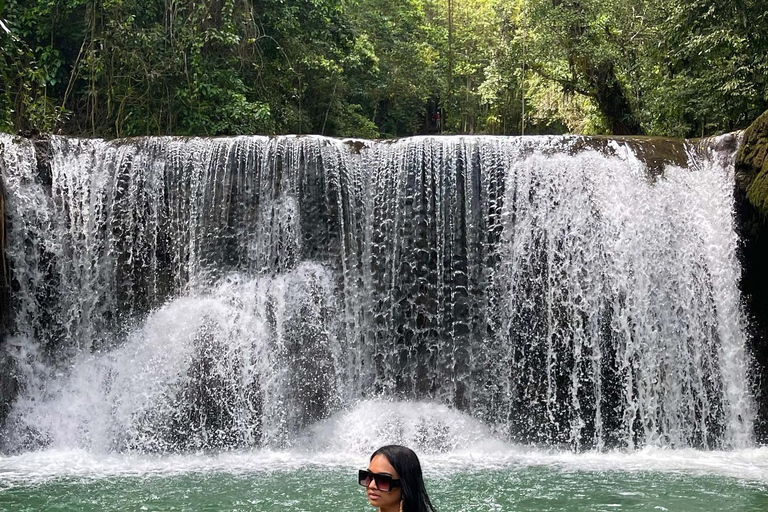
[0,133,755,452]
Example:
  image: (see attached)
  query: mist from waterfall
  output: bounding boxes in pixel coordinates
[0,132,755,453]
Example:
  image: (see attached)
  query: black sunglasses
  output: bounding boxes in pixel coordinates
[358,469,401,492]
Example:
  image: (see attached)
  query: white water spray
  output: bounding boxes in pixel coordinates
[0,133,756,453]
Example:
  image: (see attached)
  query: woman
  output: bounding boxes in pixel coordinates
[358,445,437,512]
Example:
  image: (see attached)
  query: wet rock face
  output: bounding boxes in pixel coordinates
[0,139,16,432]
[569,135,691,178]
[737,194,768,443]
[0,355,17,431]
[736,110,768,216]
[735,111,768,443]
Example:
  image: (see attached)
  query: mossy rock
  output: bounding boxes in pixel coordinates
[736,110,768,217]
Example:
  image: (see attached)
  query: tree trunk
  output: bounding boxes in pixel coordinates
[591,62,643,135]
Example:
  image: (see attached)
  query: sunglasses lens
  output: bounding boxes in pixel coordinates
[377,476,391,492]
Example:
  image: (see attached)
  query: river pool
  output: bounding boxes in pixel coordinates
[1,448,767,511]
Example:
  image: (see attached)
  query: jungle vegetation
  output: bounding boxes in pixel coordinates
[1,0,766,138]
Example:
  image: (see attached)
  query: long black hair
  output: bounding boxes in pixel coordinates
[371,445,437,512]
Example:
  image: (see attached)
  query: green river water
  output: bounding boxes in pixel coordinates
[1,449,767,511]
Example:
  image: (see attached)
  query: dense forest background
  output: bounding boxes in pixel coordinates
[1,0,766,139]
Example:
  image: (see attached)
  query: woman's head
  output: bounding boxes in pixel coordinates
[362,445,437,512]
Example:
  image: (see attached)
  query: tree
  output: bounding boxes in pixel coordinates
[347,0,444,137]
[3,0,766,138]
[523,0,651,135]
[641,0,768,136]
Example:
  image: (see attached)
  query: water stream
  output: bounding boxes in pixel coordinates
[0,132,764,509]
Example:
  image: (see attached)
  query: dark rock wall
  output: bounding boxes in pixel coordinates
[0,135,48,430]
[738,197,768,443]
[0,173,13,428]
[736,110,768,443]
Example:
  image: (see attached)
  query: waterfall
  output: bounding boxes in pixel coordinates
[0,132,755,452]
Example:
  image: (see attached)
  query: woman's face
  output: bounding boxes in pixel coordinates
[366,454,402,510]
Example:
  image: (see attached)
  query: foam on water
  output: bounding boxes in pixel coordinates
[1,442,767,487]
[295,400,503,455]
[2,400,767,486]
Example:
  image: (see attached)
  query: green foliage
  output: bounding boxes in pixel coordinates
[1,0,767,138]
[524,74,608,134]
[1,0,358,136]
[521,0,649,134]
[344,0,444,137]
[641,0,768,137]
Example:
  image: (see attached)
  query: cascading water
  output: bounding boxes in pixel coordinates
[0,132,755,454]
